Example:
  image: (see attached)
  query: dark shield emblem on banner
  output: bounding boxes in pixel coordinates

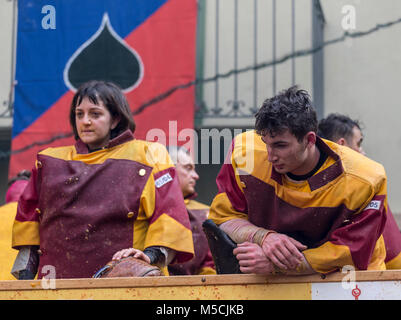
[63,13,144,93]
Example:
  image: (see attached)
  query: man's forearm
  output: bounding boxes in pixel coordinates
[219,219,274,245]
[221,219,315,275]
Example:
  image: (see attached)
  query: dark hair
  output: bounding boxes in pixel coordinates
[8,170,31,187]
[69,80,135,140]
[255,86,318,141]
[318,113,362,143]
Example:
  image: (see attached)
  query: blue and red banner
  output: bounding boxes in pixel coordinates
[10,0,197,177]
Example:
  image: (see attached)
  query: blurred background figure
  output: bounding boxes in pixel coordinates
[167,146,216,276]
[0,170,30,280]
[318,113,401,269]
[318,113,365,155]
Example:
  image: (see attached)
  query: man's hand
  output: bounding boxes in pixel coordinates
[261,233,307,270]
[233,242,274,274]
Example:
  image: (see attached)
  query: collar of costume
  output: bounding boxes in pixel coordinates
[74,130,134,154]
[270,136,344,191]
[184,192,198,204]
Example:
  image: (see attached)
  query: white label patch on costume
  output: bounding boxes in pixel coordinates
[364,200,381,211]
[155,173,173,188]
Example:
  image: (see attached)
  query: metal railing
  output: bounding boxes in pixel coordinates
[195,0,326,126]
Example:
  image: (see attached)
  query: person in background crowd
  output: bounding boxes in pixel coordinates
[166,146,215,276]
[318,113,365,155]
[0,170,30,280]
[318,113,401,269]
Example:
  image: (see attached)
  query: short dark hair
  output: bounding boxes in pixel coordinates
[8,170,31,187]
[69,80,135,140]
[255,86,318,141]
[318,113,361,143]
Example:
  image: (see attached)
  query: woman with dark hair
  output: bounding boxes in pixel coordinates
[11,80,194,279]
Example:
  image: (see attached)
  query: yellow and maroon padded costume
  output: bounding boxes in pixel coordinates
[0,202,19,280]
[168,198,216,276]
[12,130,194,279]
[382,206,401,269]
[209,130,390,274]
[0,179,29,280]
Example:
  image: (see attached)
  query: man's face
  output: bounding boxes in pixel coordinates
[346,126,365,155]
[261,129,314,175]
[176,151,199,197]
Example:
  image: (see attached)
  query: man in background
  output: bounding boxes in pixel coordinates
[319,113,401,269]
[167,146,216,275]
[318,113,365,155]
[0,171,31,280]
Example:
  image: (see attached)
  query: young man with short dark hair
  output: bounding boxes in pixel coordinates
[209,86,388,275]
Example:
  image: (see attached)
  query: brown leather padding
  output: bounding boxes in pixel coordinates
[96,257,164,278]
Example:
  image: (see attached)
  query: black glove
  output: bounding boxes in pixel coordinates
[18,269,36,280]
[143,247,165,265]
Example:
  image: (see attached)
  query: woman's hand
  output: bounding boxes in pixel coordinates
[112,248,151,264]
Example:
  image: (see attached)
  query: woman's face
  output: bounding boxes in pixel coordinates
[75,97,119,150]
